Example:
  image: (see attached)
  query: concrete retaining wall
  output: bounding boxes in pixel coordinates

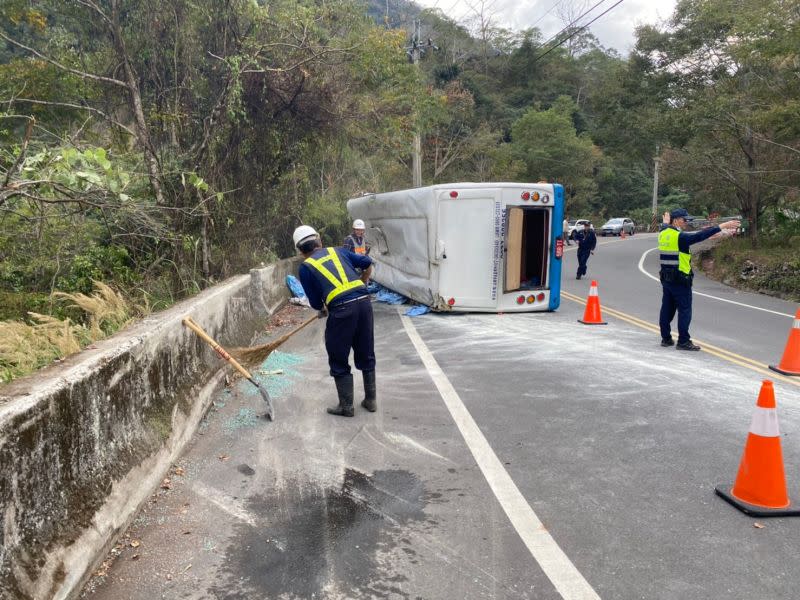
[0,259,298,600]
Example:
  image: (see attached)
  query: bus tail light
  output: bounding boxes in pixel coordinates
[532,192,540,201]
[516,295,525,305]
[449,191,459,198]
[537,293,545,302]
[521,191,531,201]
[448,297,456,306]
[526,295,535,304]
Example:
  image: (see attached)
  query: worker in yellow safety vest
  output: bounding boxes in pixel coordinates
[343,219,370,255]
[294,225,376,417]
[658,209,740,351]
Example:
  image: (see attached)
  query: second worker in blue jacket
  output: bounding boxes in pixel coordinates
[575,221,596,280]
[294,225,376,417]
[658,208,740,351]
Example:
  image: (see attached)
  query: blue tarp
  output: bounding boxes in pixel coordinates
[369,282,409,306]
[286,274,306,298]
[369,282,428,316]
[375,289,406,305]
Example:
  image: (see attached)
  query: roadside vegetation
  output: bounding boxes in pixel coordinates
[1,0,798,382]
[701,212,800,302]
[0,282,143,382]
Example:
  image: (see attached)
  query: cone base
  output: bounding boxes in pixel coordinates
[715,484,800,518]
[769,364,800,377]
[578,319,607,325]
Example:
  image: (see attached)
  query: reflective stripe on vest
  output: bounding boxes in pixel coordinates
[304,247,365,305]
[658,228,691,275]
[348,236,366,255]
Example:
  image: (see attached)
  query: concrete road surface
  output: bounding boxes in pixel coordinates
[83,239,800,600]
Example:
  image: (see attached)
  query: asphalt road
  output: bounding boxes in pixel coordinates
[560,232,797,365]
[84,238,800,600]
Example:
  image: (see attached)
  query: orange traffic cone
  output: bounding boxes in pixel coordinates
[578,280,607,325]
[620,229,627,239]
[715,380,800,517]
[769,308,800,376]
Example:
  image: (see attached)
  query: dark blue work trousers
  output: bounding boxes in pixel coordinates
[577,250,591,277]
[659,282,693,344]
[325,297,375,379]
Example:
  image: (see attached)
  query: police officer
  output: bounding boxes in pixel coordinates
[658,208,740,350]
[575,221,596,280]
[343,219,369,255]
[294,225,377,416]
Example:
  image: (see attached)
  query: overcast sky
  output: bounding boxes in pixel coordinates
[413,0,677,55]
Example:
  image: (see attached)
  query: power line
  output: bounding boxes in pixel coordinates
[533,0,623,63]
[529,0,571,30]
[537,0,610,52]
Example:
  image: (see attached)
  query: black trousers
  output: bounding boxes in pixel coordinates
[325,297,375,378]
[659,282,693,344]
[577,250,591,277]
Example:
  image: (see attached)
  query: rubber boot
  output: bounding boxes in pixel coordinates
[328,374,354,417]
[361,370,377,413]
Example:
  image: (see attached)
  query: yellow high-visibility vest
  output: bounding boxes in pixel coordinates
[304,247,365,305]
[658,227,691,275]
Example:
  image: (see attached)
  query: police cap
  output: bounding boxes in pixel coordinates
[670,208,689,220]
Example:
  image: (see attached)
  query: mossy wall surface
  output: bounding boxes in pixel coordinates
[0,259,298,600]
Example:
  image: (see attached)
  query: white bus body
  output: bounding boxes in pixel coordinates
[347,182,565,312]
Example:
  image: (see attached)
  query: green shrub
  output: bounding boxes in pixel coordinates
[57,245,138,294]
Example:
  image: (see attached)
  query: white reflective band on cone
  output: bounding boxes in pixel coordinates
[749,406,780,438]
[793,319,800,329]
[589,286,598,297]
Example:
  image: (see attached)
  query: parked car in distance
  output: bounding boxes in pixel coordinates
[567,219,594,239]
[600,218,635,236]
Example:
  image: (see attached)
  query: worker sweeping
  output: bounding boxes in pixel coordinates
[294,225,377,417]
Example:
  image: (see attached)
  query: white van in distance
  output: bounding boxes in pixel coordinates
[347,182,564,312]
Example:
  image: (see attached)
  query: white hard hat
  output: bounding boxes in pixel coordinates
[292,225,318,248]
[352,219,365,229]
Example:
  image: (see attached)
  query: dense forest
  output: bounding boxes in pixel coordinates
[1,0,799,381]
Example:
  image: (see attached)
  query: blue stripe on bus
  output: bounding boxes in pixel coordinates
[549,184,564,311]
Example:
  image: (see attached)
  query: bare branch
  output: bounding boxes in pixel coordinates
[3,117,35,189]
[1,98,137,137]
[244,43,363,73]
[74,0,114,29]
[0,31,128,89]
[753,133,800,157]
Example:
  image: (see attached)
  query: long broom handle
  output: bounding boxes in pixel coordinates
[182,317,254,380]
[269,314,318,347]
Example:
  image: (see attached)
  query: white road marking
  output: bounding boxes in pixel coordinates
[638,248,794,318]
[399,313,600,600]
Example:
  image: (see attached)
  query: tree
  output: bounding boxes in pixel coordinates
[508,96,600,213]
[633,0,800,243]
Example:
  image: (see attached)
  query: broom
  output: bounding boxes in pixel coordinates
[230,313,319,365]
[182,316,275,421]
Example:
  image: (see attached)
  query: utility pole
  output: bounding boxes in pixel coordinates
[407,20,437,188]
[651,145,661,231]
[411,20,423,188]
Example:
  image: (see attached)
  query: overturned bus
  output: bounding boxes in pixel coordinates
[346,182,564,312]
